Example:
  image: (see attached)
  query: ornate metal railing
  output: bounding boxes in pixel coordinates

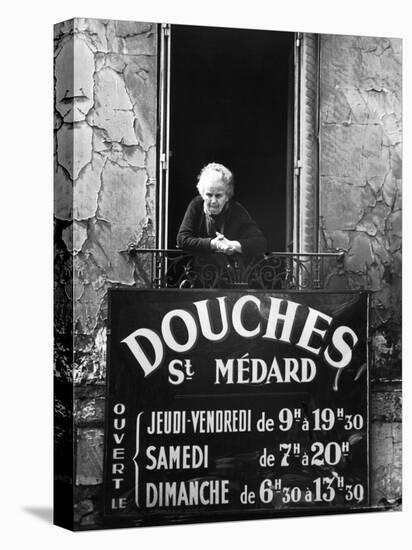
[128,247,344,290]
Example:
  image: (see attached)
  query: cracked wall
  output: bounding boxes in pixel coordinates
[54,17,157,380]
[320,35,401,380]
[54,18,157,529]
[319,35,402,507]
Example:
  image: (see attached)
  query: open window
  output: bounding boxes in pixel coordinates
[157,26,320,256]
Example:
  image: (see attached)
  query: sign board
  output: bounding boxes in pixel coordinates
[104,289,369,526]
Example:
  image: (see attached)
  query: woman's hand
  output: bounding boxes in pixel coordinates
[211,233,242,255]
[210,232,225,251]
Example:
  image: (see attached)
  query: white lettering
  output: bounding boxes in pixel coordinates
[263,298,300,343]
[121,328,164,377]
[232,295,261,338]
[324,326,358,369]
[194,297,229,341]
[297,308,332,354]
[161,309,198,353]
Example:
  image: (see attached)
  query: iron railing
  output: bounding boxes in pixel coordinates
[127,247,344,290]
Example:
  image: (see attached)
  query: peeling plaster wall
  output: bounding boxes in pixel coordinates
[54,18,157,529]
[319,35,402,507]
[54,18,157,373]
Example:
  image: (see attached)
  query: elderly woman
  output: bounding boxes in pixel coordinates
[177,163,267,257]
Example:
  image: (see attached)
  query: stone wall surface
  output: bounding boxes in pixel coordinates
[54,18,157,528]
[320,34,401,379]
[54,17,157,383]
[319,35,402,507]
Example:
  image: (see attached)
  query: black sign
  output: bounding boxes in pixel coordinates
[104,289,369,526]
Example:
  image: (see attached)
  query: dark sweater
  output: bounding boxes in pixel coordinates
[176,196,267,257]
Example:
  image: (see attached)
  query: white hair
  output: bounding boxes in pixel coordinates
[196,162,234,198]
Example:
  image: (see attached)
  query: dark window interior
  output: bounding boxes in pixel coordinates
[168,25,294,251]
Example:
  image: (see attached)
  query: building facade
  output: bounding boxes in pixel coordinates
[54,19,401,528]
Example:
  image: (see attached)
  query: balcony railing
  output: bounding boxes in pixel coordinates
[128,247,344,290]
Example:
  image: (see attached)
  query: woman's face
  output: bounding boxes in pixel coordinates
[200,172,229,215]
